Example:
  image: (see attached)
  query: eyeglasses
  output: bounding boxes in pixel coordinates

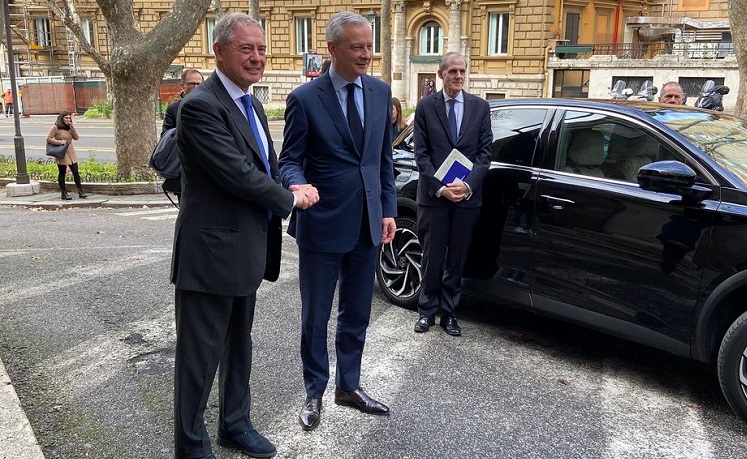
[185,82,201,87]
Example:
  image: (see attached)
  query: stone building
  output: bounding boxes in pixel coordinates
[0,0,736,110]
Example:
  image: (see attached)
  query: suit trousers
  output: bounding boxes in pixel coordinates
[417,204,481,318]
[174,289,256,459]
[298,240,377,398]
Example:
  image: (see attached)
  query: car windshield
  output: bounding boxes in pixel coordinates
[652,108,747,186]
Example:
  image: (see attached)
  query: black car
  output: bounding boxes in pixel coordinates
[376,99,747,425]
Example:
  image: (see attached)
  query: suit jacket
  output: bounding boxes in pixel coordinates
[414,90,492,208]
[170,74,294,296]
[162,98,180,134]
[279,72,397,253]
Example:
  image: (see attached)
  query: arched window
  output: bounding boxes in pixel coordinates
[419,21,442,55]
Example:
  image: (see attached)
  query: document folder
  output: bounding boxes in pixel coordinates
[434,149,473,185]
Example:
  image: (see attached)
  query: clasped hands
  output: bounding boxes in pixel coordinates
[290,184,320,210]
[441,181,469,203]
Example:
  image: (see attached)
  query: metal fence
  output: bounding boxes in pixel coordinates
[554,41,734,60]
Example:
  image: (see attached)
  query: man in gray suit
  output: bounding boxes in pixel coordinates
[413,52,492,337]
[171,13,316,459]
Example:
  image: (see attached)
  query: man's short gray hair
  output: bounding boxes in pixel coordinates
[213,12,264,46]
[326,11,369,43]
[439,52,466,71]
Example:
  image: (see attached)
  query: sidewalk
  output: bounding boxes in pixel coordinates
[0,189,174,209]
[0,187,174,458]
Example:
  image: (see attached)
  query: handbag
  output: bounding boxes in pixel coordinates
[46,142,69,159]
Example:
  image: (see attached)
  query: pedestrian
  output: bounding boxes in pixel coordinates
[4,89,13,117]
[658,81,685,105]
[392,96,406,140]
[47,111,87,200]
[412,52,492,336]
[161,68,204,199]
[279,11,397,432]
[170,13,317,459]
[421,77,430,99]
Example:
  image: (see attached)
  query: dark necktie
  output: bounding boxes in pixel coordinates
[447,98,458,143]
[347,83,364,153]
[240,94,271,178]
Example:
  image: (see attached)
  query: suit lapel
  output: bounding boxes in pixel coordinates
[318,74,361,156]
[210,77,270,174]
[434,91,452,145]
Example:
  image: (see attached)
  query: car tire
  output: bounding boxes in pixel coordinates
[717,310,747,424]
[376,215,422,309]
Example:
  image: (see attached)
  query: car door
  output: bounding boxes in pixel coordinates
[530,107,719,353]
[463,106,551,307]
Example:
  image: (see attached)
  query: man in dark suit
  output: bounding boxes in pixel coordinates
[171,13,316,459]
[279,11,397,432]
[413,52,492,336]
[162,68,204,134]
[161,68,203,197]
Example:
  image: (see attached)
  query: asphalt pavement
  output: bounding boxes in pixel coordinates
[0,186,171,458]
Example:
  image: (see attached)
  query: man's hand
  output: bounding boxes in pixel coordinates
[381,217,396,244]
[290,184,319,209]
[441,181,468,202]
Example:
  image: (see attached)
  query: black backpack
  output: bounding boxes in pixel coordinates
[149,128,181,207]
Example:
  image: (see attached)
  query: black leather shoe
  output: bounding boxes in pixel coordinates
[414,315,435,333]
[61,191,72,200]
[334,387,389,415]
[299,397,322,431]
[440,315,462,336]
[78,190,88,198]
[216,428,276,458]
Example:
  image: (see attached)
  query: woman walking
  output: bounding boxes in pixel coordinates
[47,111,87,200]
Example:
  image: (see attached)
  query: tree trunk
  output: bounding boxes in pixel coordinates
[382,0,391,84]
[729,0,747,116]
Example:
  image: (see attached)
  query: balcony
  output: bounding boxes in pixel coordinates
[553,41,734,60]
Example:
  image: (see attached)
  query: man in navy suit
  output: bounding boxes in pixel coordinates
[280,11,397,432]
[172,13,316,459]
[413,52,492,336]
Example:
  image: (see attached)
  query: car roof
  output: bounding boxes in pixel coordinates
[487,98,734,120]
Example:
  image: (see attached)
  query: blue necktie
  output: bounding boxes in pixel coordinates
[240,94,271,178]
[240,94,272,219]
[447,98,458,143]
[347,83,364,153]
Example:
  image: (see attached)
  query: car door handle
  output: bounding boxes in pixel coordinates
[541,194,575,210]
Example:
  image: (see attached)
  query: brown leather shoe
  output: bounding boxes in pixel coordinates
[299,397,322,431]
[334,388,389,415]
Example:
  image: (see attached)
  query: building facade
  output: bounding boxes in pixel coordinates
[0,0,737,110]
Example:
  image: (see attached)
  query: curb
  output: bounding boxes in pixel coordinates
[0,358,45,459]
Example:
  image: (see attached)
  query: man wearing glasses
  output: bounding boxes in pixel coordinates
[162,68,204,134]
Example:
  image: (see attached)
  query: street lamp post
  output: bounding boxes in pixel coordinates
[366,8,376,76]
[2,0,31,194]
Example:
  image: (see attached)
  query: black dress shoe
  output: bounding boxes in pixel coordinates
[414,315,435,333]
[334,387,390,415]
[299,397,322,431]
[440,315,462,336]
[216,428,276,458]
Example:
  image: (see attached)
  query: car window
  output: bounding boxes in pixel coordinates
[490,108,548,165]
[557,110,686,183]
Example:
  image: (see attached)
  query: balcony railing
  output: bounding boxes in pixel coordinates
[554,41,734,60]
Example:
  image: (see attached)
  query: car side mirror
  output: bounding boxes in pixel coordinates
[638,161,712,201]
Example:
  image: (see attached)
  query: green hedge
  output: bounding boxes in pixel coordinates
[0,156,153,183]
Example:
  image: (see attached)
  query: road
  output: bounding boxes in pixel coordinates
[0,115,285,164]
[0,205,745,458]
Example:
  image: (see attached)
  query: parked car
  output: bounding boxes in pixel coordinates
[377,98,747,425]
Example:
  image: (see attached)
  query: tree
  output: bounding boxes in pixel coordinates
[46,0,213,177]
